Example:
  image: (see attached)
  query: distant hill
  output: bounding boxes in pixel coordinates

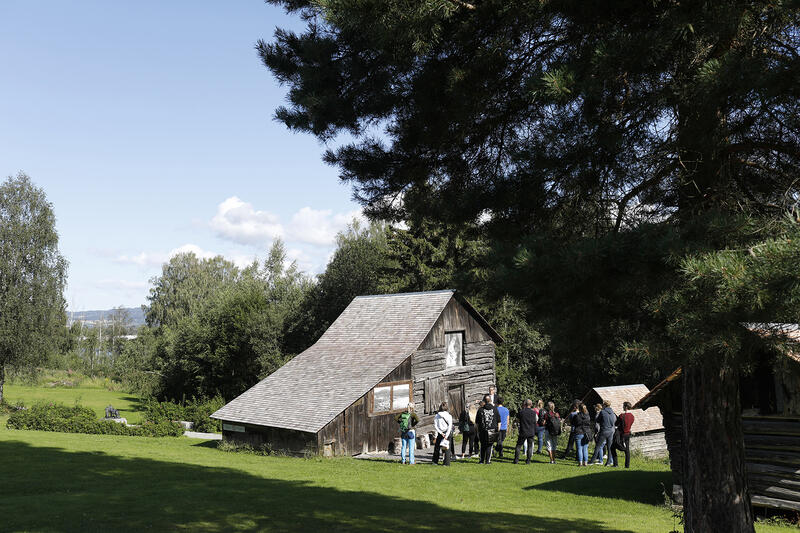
[67,307,146,328]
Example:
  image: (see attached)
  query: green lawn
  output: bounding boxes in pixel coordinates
[0,383,795,532]
[4,382,146,423]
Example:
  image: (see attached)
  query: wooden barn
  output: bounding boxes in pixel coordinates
[211,290,502,456]
[634,325,800,511]
[582,384,668,458]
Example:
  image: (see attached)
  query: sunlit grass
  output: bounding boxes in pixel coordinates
[0,383,795,532]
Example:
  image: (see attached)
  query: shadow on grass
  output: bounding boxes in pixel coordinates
[525,469,671,505]
[0,440,640,533]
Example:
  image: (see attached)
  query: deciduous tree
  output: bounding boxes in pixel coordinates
[0,174,67,403]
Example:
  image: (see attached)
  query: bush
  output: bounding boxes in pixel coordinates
[142,396,224,433]
[6,402,183,437]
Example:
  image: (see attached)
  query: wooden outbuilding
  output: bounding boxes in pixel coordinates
[635,325,800,511]
[211,290,502,456]
[582,384,668,458]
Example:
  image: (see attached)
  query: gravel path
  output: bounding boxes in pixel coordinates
[183,431,222,440]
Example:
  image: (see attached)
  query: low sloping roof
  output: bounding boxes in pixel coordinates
[584,384,664,433]
[212,290,486,433]
[633,368,682,410]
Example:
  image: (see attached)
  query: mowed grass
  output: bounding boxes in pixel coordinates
[0,383,795,533]
[4,382,146,423]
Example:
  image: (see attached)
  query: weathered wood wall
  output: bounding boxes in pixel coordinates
[317,357,412,456]
[744,416,800,511]
[412,298,496,430]
[221,422,317,456]
[630,431,669,458]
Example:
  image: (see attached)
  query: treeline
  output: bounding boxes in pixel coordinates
[44,219,666,412]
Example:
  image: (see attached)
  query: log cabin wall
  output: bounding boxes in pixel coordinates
[412,298,496,429]
[317,358,412,456]
[221,422,317,456]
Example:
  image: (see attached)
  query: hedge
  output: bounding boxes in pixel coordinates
[142,396,224,433]
[6,403,183,437]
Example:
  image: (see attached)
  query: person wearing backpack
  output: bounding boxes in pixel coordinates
[591,400,617,466]
[395,402,419,464]
[476,395,500,464]
[433,401,454,466]
[544,402,562,464]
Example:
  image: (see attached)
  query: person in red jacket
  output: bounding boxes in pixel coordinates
[614,401,635,468]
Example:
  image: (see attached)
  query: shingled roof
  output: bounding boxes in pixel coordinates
[212,290,483,434]
[583,384,664,433]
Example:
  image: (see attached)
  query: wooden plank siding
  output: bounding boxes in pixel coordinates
[221,423,317,456]
[412,298,496,431]
[317,358,412,456]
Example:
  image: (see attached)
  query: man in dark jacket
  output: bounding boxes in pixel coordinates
[476,394,500,464]
[513,399,537,464]
[591,401,617,466]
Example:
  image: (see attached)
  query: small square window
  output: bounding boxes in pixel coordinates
[445,331,464,368]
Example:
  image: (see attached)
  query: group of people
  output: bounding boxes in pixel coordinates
[395,385,636,468]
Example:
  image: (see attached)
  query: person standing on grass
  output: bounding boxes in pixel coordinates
[395,402,419,465]
[572,403,593,466]
[544,402,561,464]
[534,399,547,454]
[433,401,454,466]
[476,395,500,464]
[563,401,579,458]
[513,399,537,464]
[459,401,478,458]
[494,397,509,459]
[614,401,635,469]
[591,400,617,466]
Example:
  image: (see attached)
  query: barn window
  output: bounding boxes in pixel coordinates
[445,331,465,368]
[370,380,413,415]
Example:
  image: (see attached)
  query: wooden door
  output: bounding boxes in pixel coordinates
[448,385,465,420]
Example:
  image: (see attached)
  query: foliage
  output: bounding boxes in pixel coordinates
[6,402,182,437]
[0,173,67,401]
[142,396,225,433]
[286,221,391,350]
[136,240,312,401]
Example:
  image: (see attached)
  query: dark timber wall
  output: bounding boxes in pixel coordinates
[221,422,317,456]
[413,298,496,429]
[317,358,412,456]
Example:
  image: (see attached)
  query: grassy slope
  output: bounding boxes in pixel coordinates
[0,384,794,533]
[4,383,146,423]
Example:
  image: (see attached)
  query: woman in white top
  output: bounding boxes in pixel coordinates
[433,401,454,466]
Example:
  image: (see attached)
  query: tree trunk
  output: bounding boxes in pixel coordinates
[0,364,4,405]
[682,359,754,532]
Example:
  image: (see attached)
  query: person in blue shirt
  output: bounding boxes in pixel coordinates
[494,397,510,459]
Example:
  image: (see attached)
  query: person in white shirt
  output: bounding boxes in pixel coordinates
[433,401,454,466]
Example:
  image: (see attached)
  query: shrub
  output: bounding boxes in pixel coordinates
[6,402,183,437]
[142,396,224,433]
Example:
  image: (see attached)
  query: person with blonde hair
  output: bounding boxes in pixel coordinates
[395,402,419,464]
[534,399,547,454]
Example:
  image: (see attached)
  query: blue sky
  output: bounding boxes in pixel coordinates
[0,1,363,311]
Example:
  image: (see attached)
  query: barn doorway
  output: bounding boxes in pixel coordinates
[448,384,465,420]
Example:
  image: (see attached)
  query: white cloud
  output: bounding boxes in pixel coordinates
[95,279,149,290]
[210,196,283,245]
[286,207,364,246]
[209,197,364,248]
[113,251,167,268]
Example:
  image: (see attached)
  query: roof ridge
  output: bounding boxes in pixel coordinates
[354,289,455,299]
